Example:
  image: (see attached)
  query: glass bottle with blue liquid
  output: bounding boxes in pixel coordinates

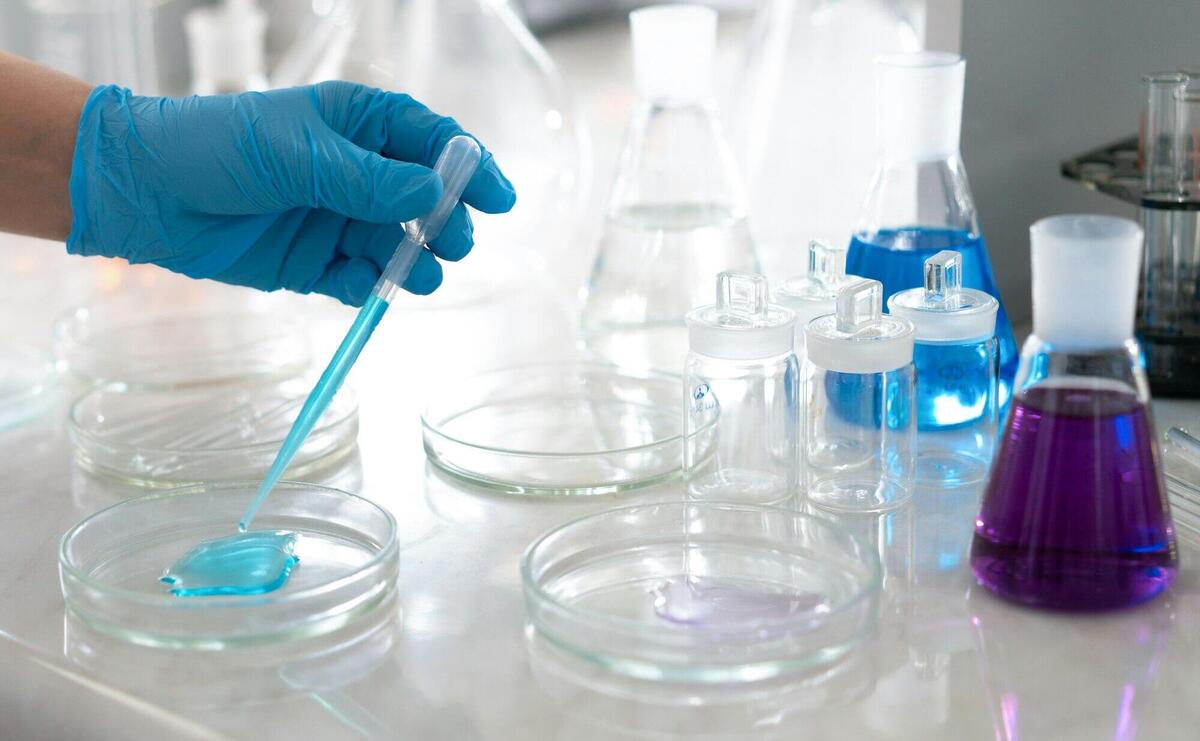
[803,278,916,512]
[889,250,999,487]
[847,52,1017,409]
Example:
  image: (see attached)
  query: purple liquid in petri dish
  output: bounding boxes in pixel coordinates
[651,577,828,628]
[971,386,1177,610]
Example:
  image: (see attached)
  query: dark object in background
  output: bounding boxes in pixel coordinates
[1060,73,1200,398]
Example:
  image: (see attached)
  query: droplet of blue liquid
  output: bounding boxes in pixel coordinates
[161,531,299,597]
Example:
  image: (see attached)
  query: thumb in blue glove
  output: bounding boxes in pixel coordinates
[68,81,517,306]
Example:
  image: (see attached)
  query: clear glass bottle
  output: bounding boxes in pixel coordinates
[847,52,1018,410]
[888,250,999,487]
[581,5,760,373]
[971,215,1177,611]
[684,272,798,506]
[774,239,862,363]
[803,278,916,511]
[734,0,920,280]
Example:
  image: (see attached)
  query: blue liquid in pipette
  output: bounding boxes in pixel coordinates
[160,531,299,597]
[847,227,1017,410]
[161,294,390,597]
[238,292,390,531]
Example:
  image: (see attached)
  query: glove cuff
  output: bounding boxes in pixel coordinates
[66,85,129,258]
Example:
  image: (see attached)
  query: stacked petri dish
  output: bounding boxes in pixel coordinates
[70,379,359,488]
[422,363,699,495]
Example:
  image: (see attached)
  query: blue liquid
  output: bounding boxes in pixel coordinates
[912,339,995,430]
[848,227,1017,409]
[824,369,913,430]
[238,293,390,530]
[161,531,299,597]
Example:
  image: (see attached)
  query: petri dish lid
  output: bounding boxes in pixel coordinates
[59,481,398,649]
[806,278,914,374]
[422,363,697,495]
[53,283,311,389]
[522,502,881,683]
[70,378,358,487]
[887,250,997,342]
[0,345,57,431]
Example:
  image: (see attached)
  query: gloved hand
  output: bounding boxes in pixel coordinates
[67,81,516,306]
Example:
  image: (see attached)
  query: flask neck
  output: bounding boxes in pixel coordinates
[1014,335,1151,405]
[608,99,747,214]
[856,154,979,239]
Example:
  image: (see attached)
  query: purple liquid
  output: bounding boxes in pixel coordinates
[971,386,1177,610]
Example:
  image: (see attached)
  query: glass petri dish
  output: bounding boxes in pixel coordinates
[522,502,880,683]
[422,363,697,495]
[69,379,358,487]
[0,345,57,431]
[53,284,311,389]
[60,481,398,649]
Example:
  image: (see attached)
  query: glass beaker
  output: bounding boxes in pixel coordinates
[273,0,591,303]
[888,250,999,487]
[846,52,1018,410]
[581,4,760,373]
[1137,72,1200,397]
[971,215,1177,611]
[774,239,862,362]
[734,0,920,280]
[803,278,916,511]
[684,272,799,506]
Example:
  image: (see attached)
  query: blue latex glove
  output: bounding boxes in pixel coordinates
[67,82,516,305]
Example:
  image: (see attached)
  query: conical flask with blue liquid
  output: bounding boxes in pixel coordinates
[848,52,1018,411]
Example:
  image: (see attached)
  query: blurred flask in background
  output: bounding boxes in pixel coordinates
[733,0,920,282]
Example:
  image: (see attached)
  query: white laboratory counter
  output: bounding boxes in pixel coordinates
[0,229,1198,740]
[2,18,1200,741]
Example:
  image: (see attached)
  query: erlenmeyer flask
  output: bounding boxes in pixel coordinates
[735,0,920,281]
[274,0,591,306]
[581,5,760,373]
[847,52,1019,409]
[971,215,1177,611]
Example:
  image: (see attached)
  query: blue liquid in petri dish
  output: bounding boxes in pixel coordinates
[161,530,299,597]
[911,339,995,430]
[847,227,1017,410]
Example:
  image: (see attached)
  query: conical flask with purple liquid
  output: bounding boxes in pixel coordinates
[970,215,1177,611]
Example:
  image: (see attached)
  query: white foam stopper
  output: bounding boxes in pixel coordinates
[630,4,717,103]
[1030,215,1143,350]
[876,52,964,161]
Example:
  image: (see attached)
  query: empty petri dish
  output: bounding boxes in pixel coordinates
[522,502,880,683]
[60,481,398,649]
[70,379,358,487]
[0,345,57,431]
[53,284,311,389]
[422,363,698,495]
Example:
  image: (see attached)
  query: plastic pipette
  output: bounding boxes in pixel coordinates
[238,135,482,530]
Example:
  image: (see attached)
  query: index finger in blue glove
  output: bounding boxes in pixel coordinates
[308,138,445,224]
[380,96,517,215]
